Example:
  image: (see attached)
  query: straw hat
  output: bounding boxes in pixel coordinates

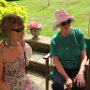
[53,9,74,30]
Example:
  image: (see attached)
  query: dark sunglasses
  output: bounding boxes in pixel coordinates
[61,20,71,26]
[11,27,24,33]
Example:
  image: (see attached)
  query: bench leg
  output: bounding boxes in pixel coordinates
[46,77,49,90]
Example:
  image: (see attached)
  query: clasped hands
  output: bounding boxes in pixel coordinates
[65,71,85,89]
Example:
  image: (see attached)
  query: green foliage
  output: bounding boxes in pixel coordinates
[0,35,3,41]
[0,0,7,7]
[0,0,27,23]
[0,0,27,39]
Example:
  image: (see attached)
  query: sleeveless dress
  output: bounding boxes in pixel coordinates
[3,53,39,90]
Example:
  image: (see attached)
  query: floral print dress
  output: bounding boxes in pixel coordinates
[3,53,39,90]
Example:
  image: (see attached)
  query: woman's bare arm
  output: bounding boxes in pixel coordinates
[52,56,73,88]
[0,48,9,90]
[74,49,87,87]
[79,50,87,73]
[52,56,69,80]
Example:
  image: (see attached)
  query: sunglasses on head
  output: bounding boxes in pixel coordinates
[61,19,71,26]
[11,26,24,33]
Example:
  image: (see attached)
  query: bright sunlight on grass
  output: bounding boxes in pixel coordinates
[15,0,90,38]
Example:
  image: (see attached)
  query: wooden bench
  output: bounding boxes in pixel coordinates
[43,38,90,90]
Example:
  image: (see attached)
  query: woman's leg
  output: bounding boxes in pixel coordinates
[65,68,85,90]
[52,68,64,90]
[72,82,85,90]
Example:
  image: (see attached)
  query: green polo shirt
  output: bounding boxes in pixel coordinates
[50,28,87,69]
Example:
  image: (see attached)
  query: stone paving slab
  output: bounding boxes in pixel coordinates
[30,50,53,66]
[27,71,52,90]
[24,35,51,45]
[28,50,53,75]
[25,35,51,53]
[30,50,46,64]
[27,50,46,75]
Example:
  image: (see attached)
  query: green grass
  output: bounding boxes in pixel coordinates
[14,0,90,38]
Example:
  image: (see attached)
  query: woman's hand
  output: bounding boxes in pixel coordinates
[74,71,85,88]
[85,59,89,66]
[65,78,73,89]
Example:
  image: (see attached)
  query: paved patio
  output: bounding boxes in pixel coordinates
[27,71,52,90]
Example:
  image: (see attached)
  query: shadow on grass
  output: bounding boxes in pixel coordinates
[38,6,49,12]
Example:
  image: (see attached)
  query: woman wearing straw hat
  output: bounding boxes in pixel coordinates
[50,9,87,90]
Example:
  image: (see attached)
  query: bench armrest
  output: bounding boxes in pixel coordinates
[43,53,51,60]
[43,53,52,77]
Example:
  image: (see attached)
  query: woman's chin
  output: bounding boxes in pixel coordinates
[64,27,70,31]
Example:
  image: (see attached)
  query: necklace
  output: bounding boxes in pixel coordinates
[66,47,69,50]
[4,39,18,48]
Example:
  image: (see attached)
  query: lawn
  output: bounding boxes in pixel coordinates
[15,0,90,38]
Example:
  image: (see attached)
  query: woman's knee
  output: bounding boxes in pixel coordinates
[52,68,64,90]
[52,81,64,90]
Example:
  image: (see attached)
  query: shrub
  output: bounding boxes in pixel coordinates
[0,0,27,37]
[0,0,7,7]
[0,0,27,22]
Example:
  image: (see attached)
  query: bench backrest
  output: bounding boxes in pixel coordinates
[85,38,90,58]
[85,38,90,90]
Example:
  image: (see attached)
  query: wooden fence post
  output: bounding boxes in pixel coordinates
[48,0,50,6]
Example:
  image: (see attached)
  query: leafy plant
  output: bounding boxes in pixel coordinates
[0,0,27,39]
[0,0,27,22]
